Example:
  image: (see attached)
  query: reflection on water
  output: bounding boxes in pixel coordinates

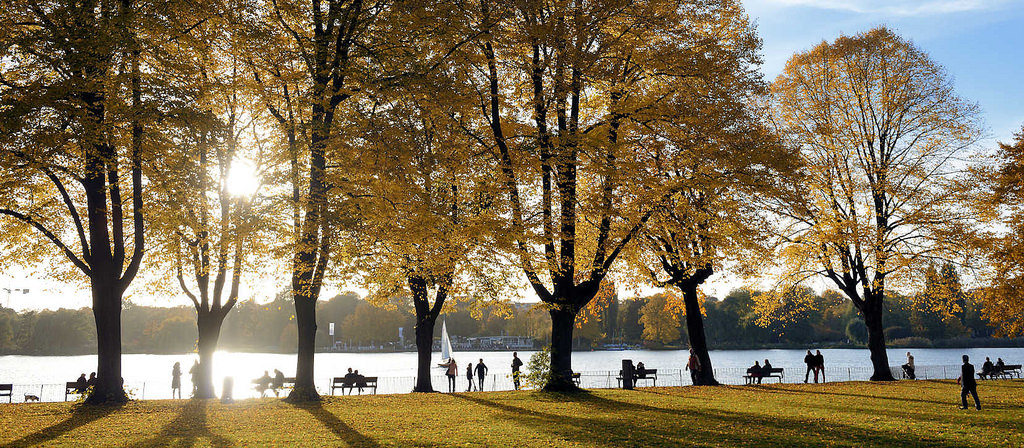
[1,347,1021,401]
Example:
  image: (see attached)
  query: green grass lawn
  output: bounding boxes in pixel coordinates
[2,380,1022,447]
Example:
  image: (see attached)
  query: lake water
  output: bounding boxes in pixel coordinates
[2,347,1022,402]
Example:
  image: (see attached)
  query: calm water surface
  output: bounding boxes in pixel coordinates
[2,347,1021,402]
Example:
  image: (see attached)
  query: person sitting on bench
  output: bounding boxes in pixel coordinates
[74,373,88,393]
[636,362,647,379]
[254,370,272,397]
[996,358,1005,369]
[747,361,763,384]
[270,369,285,397]
[980,357,995,379]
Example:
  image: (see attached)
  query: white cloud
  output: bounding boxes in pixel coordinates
[759,0,1012,16]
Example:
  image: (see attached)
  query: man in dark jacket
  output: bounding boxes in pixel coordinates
[803,350,814,383]
[959,355,981,410]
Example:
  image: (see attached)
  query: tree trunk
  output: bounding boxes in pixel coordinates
[681,282,719,386]
[289,293,320,401]
[195,312,225,399]
[545,305,580,392]
[87,278,126,404]
[413,315,437,392]
[863,298,894,381]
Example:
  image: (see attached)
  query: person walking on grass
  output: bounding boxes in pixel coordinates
[803,350,814,383]
[511,352,523,390]
[171,362,182,399]
[445,358,458,393]
[814,350,826,383]
[686,349,701,385]
[475,359,488,391]
[958,355,981,410]
[466,362,475,392]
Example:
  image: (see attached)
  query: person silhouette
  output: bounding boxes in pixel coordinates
[475,359,488,391]
[511,352,523,390]
[171,362,182,399]
[958,355,981,410]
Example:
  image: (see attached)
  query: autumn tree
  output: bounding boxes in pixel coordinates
[467,0,773,390]
[639,294,681,345]
[145,3,280,399]
[348,92,508,392]
[974,125,1024,336]
[241,0,390,401]
[0,0,181,402]
[769,27,982,380]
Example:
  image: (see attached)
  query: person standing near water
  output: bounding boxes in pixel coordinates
[445,358,458,393]
[171,362,182,399]
[475,359,488,391]
[686,349,701,385]
[814,350,826,383]
[511,352,523,390]
[958,355,981,410]
[189,360,200,396]
[803,350,814,383]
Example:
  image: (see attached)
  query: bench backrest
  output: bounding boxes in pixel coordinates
[66,381,79,391]
[0,384,11,393]
[334,376,376,385]
[768,368,784,374]
[1003,364,1022,370]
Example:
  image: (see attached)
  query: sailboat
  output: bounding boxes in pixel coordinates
[437,320,455,368]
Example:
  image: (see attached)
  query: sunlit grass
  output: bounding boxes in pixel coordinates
[2,380,1022,447]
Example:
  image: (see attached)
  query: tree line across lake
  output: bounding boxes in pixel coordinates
[3,263,1014,356]
[4,0,1024,403]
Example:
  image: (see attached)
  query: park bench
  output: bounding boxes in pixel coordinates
[744,368,784,385]
[981,364,1022,380]
[330,376,378,395]
[252,376,295,397]
[65,382,85,401]
[0,384,11,403]
[571,372,581,386]
[616,369,658,387]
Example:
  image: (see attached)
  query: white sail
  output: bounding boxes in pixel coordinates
[439,320,453,363]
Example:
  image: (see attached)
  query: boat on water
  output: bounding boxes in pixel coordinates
[437,320,455,368]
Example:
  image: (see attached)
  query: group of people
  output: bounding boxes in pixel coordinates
[253,369,287,397]
[746,359,775,384]
[72,372,97,393]
[979,357,1008,379]
[442,357,492,393]
[339,368,370,394]
[170,361,201,399]
[442,353,523,393]
[803,350,826,383]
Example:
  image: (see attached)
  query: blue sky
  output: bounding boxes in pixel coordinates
[745,0,1024,146]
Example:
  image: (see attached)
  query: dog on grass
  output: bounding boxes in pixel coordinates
[24,394,40,402]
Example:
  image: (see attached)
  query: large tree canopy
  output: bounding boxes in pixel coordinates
[768,27,982,380]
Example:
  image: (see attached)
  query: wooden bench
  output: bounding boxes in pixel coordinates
[616,369,658,387]
[65,382,85,401]
[745,368,784,384]
[981,364,1022,380]
[330,376,378,395]
[0,384,11,403]
[571,372,581,386]
[253,377,296,397]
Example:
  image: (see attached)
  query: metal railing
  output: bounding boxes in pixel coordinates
[0,364,982,403]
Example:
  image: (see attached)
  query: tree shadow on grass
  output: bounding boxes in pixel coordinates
[720,384,954,406]
[131,399,232,448]
[453,390,971,447]
[5,402,122,448]
[287,401,381,448]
